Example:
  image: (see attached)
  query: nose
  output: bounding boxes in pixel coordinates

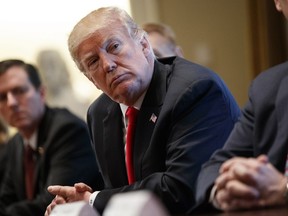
[6,92,18,107]
[101,54,117,73]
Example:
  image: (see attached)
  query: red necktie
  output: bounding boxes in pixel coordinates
[125,107,139,184]
[24,144,35,200]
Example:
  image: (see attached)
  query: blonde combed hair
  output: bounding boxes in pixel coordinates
[68,7,147,72]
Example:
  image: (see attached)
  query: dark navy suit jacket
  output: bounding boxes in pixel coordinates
[87,57,240,214]
[196,61,288,212]
[0,106,104,216]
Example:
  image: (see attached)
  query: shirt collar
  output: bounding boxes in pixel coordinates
[120,91,146,118]
[23,130,38,150]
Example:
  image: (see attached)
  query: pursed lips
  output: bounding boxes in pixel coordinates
[110,73,129,89]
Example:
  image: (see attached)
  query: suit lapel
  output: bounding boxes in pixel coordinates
[16,137,26,198]
[133,60,171,179]
[269,75,288,172]
[33,106,51,193]
[103,103,128,186]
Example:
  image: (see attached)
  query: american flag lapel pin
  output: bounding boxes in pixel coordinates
[149,113,157,123]
[37,147,45,156]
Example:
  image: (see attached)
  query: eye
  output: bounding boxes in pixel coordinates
[108,42,120,53]
[112,43,119,49]
[12,86,28,96]
[87,57,99,71]
[0,93,7,102]
[0,86,29,104]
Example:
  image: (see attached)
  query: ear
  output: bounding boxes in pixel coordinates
[175,46,184,58]
[274,0,282,12]
[140,36,152,57]
[38,85,46,101]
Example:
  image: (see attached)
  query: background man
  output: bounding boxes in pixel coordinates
[0,59,103,216]
[142,22,184,58]
[0,117,8,186]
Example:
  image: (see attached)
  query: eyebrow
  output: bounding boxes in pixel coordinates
[103,36,120,47]
[80,50,96,64]
[79,34,123,64]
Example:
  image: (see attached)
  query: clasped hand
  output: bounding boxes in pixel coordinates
[214,155,287,211]
[44,182,93,216]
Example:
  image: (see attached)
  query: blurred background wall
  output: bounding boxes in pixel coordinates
[131,0,288,107]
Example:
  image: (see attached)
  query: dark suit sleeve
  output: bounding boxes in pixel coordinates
[195,67,288,211]
[93,77,240,214]
[0,112,103,216]
[195,85,256,211]
[0,144,7,185]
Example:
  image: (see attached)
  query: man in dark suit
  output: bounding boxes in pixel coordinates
[0,117,8,186]
[0,59,103,216]
[195,0,288,212]
[44,6,240,215]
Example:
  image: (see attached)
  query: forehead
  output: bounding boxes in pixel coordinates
[89,25,130,45]
[76,26,132,58]
[0,66,30,88]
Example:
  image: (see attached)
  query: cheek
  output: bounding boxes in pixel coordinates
[90,76,102,90]
[0,108,8,121]
[27,95,43,112]
[89,70,110,91]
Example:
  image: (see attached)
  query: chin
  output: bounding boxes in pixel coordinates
[13,121,30,129]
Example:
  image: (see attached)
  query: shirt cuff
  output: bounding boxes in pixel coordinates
[89,191,100,206]
[209,185,221,209]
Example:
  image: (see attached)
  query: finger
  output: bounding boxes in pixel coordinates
[47,185,63,195]
[229,198,263,210]
[45,203,55,216]
[215,171,233,190]
[232,162,266,187]
[44,209,49,216]
[232,164,256,185]
[216,184,260,211]
[216,188,238,211]
[220,156,267,174]
[45,195,67,216]
[216,188,230,205]
[256,155,269,164]
[74,183,93,193]
[54,195,67,204]
[226,179,260,199]
[220,159,237,173]
[48,185,74,197]
[220,157,249,173]
[44,208,49,216]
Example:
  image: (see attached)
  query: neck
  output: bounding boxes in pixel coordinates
[20,127,36,140]
[19,116,42,139]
